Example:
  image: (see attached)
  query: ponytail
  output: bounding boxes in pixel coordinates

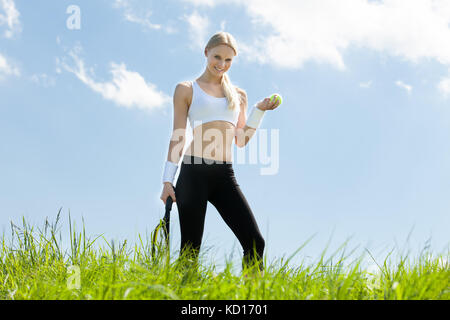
[221,73,240,111]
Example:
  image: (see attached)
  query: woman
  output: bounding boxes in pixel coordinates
[160,31,281,274]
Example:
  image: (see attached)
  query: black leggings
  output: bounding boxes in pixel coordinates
[174,154,265,271]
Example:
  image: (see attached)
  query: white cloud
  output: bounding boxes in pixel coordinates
[183,0,217,7]
[182,10,210,51]
[184,0,450,96]
[0,0,21,38]
[220,20,226,31]
[123,11,162,30]
[437,73,450,98]
[59,45,171,112]
[184,0,450,66]
[55,57,62,74]
[359,80,372,88]
[30,73,56,88]
[113,0,129,8]
[113,0,178,33]
[0,53,20,80]
[395,80,412,94]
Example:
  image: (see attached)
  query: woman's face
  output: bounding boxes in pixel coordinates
[205,44,235,77]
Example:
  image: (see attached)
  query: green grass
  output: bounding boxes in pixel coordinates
[1,210,448,300]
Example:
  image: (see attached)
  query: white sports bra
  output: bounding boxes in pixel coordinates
[187,80,240,130]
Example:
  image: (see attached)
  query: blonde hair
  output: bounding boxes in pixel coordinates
[205,32,241,111]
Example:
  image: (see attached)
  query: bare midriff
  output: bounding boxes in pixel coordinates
[184,120,236,163]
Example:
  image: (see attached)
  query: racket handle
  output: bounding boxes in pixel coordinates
[165,186,175,212]
[165,195,174,211]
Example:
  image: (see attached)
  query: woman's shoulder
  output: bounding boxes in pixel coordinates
[176,80,194,90]
[174,81,193,107]
[174,81,194,97]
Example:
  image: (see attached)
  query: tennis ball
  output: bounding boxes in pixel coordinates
[270,94,282,106]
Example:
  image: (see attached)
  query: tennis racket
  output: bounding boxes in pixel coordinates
[151,191,175,259]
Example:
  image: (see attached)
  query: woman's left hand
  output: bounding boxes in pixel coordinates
[255,95,282,111]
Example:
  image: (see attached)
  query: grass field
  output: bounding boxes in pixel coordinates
[1,211,448,300]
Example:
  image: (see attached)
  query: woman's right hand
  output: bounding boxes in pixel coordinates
[256,95,281,111]
[160,182,176,205]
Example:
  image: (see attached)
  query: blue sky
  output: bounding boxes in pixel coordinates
[1,0,449,272]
